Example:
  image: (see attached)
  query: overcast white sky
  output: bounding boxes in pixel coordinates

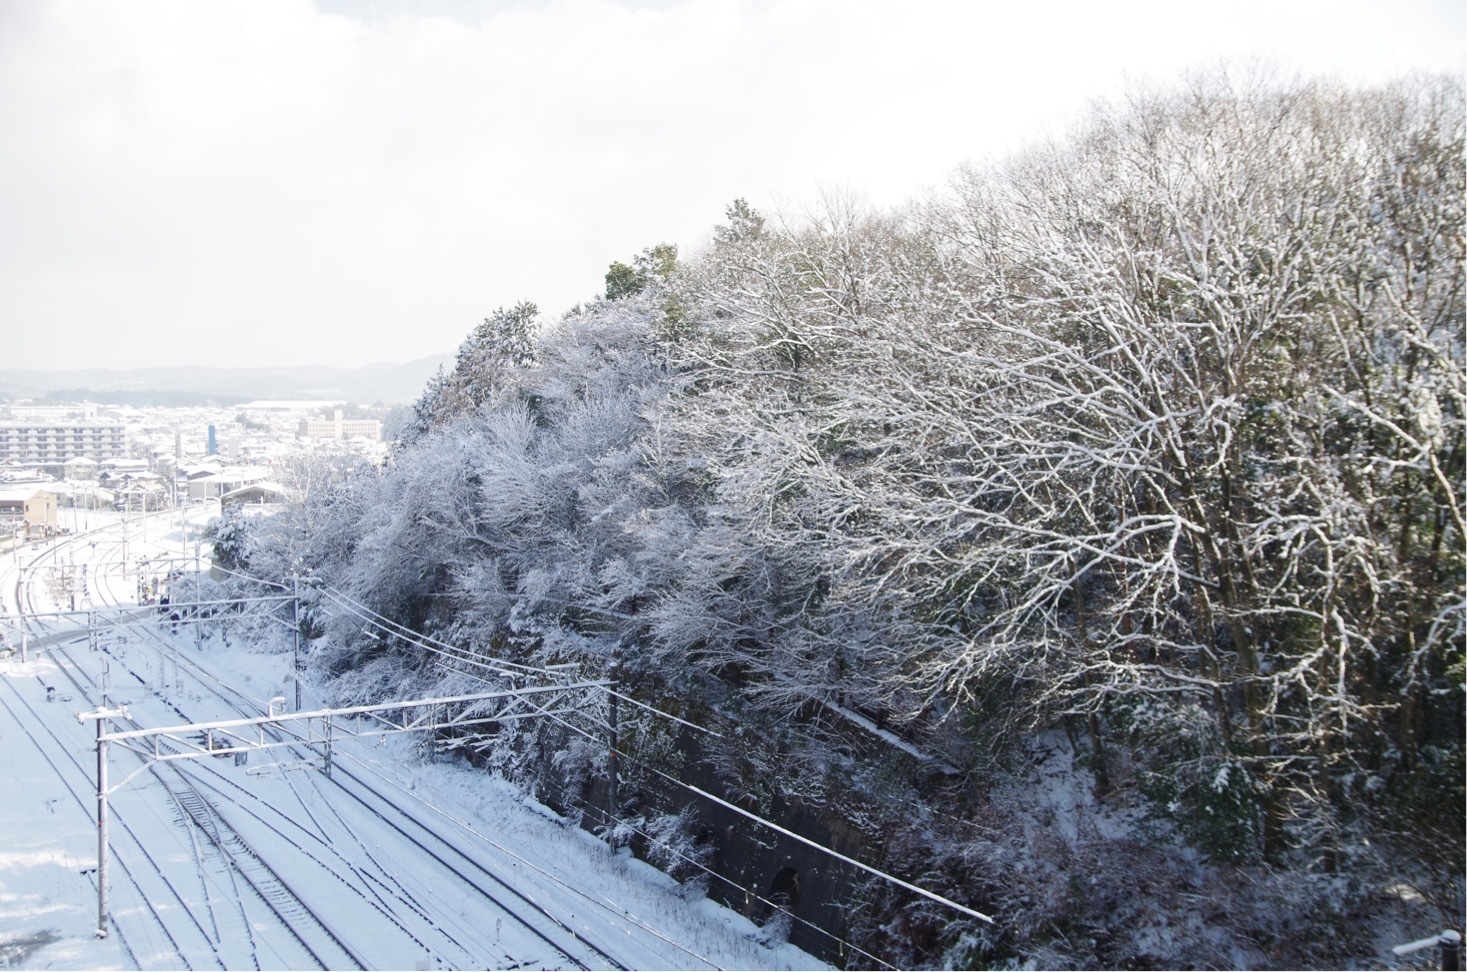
[1,0,1462,372]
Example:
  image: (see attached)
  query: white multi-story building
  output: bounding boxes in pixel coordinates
[297,409,382,442]
[5,403,100,422]
[0,421,128,463]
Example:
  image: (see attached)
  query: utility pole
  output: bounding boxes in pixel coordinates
[606,660,620,847]
[120,494,128,584]
[194,542,202,651]
[292,575,302,711]
[323,715,333,779]
[78,705,129,939]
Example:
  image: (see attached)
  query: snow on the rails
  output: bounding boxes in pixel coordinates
[1,510,826,970]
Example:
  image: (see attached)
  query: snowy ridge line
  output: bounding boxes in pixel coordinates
[575,796,896,971]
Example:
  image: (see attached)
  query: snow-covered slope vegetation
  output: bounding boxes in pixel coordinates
[222,72,1464,968]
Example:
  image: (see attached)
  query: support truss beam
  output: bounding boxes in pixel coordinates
[101,681,610,767]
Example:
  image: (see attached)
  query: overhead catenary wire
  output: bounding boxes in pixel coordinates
[318,591,520,675]
[334,748,725,971]
[228,572,710,741]
[104,570,703,970]
[576,795,898,971]
[429,653,998,933]
[349,639,897,965]
[411,656,890,967]
[317,582,554,678]
[277,580,999,942]
[606,688,724,738]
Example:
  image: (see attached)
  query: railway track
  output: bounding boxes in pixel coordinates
[7,509,663,969]
[84,570,622,968]
[7,513,360,968]
[24,628,364,964]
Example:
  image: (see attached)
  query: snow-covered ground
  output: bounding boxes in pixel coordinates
[0,509,826,971]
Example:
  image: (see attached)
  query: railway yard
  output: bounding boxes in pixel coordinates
[0,506,822,970]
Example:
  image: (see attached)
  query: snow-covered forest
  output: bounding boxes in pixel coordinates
[217,71,1465,969]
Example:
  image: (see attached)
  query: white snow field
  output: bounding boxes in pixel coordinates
[0,507,826,970]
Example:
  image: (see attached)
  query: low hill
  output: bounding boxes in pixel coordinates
[0,356,450,407]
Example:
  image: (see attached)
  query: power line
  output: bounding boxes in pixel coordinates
[577,797,897,971]
[497,681,996,932]
[261,577,998,948]
[335,749,724,971]
[316,583,556,678]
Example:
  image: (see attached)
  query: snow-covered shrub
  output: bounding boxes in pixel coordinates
[642,806,714,899]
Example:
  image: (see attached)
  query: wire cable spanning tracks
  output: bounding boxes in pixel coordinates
[101,682,610,770]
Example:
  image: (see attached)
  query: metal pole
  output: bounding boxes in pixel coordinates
[194,543,202,651]
[1444,930,1462,972]
[78,706,126,938]
[96,714,108,938]
[607,662,619,846]
[324,715,333,779]
[292,575,302,712]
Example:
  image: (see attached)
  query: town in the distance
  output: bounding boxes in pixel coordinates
[0,399,392,549]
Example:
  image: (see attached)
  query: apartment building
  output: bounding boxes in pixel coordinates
[0,421,128,463]
[297,409,381,442]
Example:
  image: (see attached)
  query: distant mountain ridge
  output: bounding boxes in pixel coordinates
[0,355,451,406]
